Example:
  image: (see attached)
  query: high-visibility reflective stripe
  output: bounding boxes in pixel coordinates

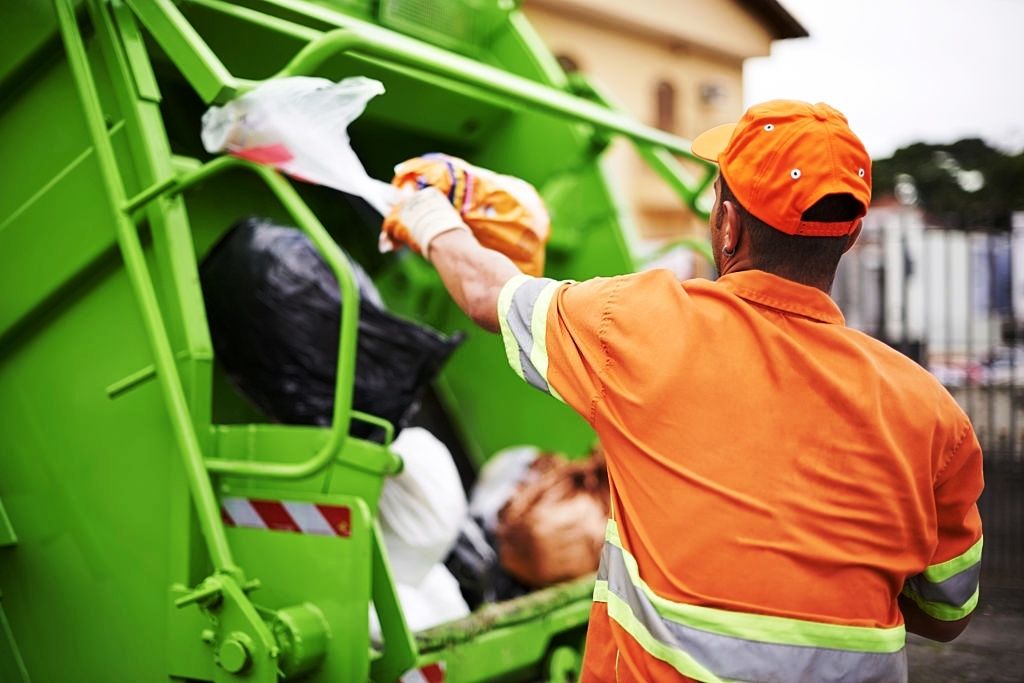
[596,521,907,682]
[595,581,721,683]
[498,274,537,384]
[902,584,979,622]
[913,561,982,608]
[923,536,983,583]
[498,274,567,402]
[902,536,982,621]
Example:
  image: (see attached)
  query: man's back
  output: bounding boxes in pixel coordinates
[532,267,983,681]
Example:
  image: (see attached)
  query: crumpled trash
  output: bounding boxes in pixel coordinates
[495,446,608,588]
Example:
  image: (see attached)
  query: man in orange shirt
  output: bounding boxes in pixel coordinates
[382,100,984,682]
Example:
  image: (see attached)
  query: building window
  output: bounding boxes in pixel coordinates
[699,82,727,108]
[556,54,580,74]
[656,80,676,132]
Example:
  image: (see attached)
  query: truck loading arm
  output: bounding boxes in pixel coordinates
[124,0,717,219]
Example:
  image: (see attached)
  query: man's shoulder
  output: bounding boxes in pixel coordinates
[556,268,694,302]
[848,327,965,407]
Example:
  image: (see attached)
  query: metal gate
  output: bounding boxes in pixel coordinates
[834,204,1024,588]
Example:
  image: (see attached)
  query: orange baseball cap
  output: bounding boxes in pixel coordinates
[691,100,871,236]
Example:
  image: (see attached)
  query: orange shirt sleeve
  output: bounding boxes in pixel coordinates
[498,273,631,421]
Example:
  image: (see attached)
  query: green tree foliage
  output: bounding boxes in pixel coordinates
[871,139,1024,230]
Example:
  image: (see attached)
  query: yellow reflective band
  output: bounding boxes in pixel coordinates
[923,536,983,583]
[604,521,906,653]
[901,584,979,622]
[527,279,564,403]
[594,580,726,683]
[498,274,533,383]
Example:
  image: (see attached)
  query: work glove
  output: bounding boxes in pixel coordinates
[379,154,550,276]
[380,186,471,259]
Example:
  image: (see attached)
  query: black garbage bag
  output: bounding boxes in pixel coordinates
[199,216,465,441]
[444,515,530,610]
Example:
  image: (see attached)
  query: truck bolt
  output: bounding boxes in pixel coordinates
[217,635,251,674]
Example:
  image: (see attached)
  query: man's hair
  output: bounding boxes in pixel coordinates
[718,177,862,288]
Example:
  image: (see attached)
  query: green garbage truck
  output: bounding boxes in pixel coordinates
[0,1,715,681]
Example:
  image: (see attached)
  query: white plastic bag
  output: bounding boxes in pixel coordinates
[369,562,470,640]
[200,75,401,215]
[378,427,468,586]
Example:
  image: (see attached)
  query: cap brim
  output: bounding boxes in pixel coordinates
[691,123,737,163]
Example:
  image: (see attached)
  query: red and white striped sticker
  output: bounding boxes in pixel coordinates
[221,497,351,538]
[399,662,445,683]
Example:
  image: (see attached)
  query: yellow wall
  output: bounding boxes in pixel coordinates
[521,0,786,274]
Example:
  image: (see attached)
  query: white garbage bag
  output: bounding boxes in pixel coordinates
[378,427,467,586]
[369,562,470,640]
[201,75,401,215]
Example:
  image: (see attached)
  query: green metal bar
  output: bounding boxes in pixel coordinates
[53,0,239,577]
[564,72,716,221]
[636,146,716,219]
[271,25,718,216]
[0,591,31,683]
[350,410,395,447]
[122,0,240,103]
[122,175,178,215]
[266,25,718,216]
[267,26,706,158]
[105,363,157,398]
[138,154,366,479]
[650,236,715,268]
[415,575,595,650]
[369,521,417,683]
[0,499,16,547]
[127,0,716,215]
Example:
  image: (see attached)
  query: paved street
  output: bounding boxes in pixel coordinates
[907,587,1024,682]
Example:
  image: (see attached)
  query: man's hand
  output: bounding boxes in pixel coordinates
[383,155,550,275]
[381,186,471,259]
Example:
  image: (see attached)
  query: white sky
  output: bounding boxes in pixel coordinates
[743,0,1024,159]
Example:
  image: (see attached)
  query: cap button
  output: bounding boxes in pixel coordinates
[812,105,828,121]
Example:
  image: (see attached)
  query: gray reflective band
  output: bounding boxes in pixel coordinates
[597,542,908,683]
[500,276,563,396]
[905,560,981,609]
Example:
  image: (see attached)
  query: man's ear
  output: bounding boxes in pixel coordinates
[843,220,863,254]
[722,200,741,253]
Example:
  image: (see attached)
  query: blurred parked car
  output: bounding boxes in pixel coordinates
[928,362,974,387]
[974,347,1024,386]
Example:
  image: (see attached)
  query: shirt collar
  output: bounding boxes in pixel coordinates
[715,270,846,325]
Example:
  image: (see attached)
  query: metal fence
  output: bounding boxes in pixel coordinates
[835,207,1024,588]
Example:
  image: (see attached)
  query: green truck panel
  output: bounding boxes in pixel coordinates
[0,1,714,680]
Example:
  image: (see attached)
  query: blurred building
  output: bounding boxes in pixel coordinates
[520,0,806,275]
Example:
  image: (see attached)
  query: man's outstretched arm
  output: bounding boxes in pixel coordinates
[427,229,522,333]
[383,186,526,333]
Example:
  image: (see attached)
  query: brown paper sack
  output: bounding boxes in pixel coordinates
[496,448,609,588]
